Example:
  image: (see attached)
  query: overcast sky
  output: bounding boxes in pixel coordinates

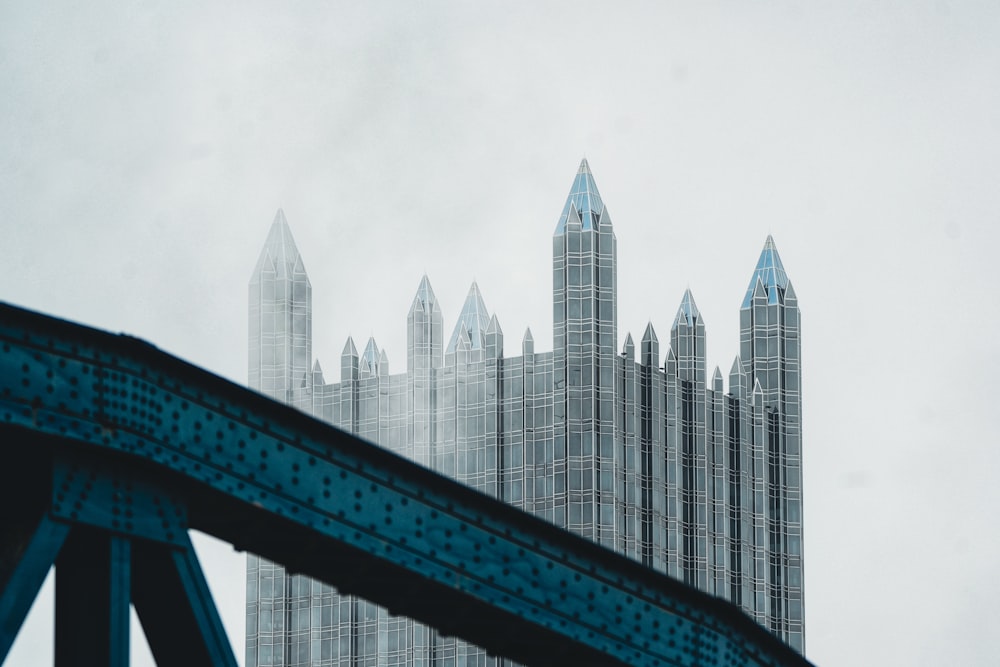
[3,2,1000,665]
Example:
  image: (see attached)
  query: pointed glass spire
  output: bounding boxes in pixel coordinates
[742,235,790,308]
[665,345,677,373]
[672,289,701,329]
[446,282,491,353]
[342,336,358,358]
[555,158,607,233]
[484,315,503,358]
[785,281,798,302]
[641,321,658,345]
[456,328,472,351]
[253,209,308,280]
[361,337,380,376]
[623,332,635,360]
[409,275,441,315]
[641,322,659,367]
[729,355,748,397]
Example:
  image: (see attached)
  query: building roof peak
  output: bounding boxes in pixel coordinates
[342,336,358,357]
[642,321,658,344]
[446,282,491,354]
[555,158,607,234]
[361,337,380,376]
[672,288,701,329]
[409,274,441,315]
[252,208,307,281]
[742,236,790,308]
[486,313,502,336]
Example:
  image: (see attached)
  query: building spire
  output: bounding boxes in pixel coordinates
[360,337,380,377]
[409,274,441,315]
[623,332,635,360]
[672,288,701,329]
[446,282,491,353]
[555,158,608,234]
[253,209,308,281]
[742,235,790,308]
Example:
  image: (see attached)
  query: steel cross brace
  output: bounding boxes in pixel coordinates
[0,454,237,667]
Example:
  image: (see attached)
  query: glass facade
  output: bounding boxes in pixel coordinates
[246,163,805,665]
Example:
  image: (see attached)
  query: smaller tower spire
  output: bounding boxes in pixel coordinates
[360,337,380,378]
[341,336,359,382]
[312,359,325,386]
[672,288,701,330]
[342,336,358,357]
[641,322,659,368]
[484,314,503,359]
[446,282,491,353]
[729,355,747,398]
[623,333,635,361]
[409,274,441,316]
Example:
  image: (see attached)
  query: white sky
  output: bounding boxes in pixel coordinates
[3,2,1000,665]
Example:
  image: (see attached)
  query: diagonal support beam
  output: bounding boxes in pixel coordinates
[55,527,131,667]
[132,535,237,667]
[0,514,70,662]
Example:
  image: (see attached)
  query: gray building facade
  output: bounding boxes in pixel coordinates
[246,160,804,665]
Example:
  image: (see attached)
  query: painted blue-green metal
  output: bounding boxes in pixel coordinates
[0,514,70,659]
[131,529,238,666]
[0,302,812,667]
[0,450,239,667]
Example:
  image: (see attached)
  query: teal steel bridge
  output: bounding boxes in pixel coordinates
[0,303,811,667]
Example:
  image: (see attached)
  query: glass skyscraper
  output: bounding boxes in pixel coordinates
[246,160,804,665]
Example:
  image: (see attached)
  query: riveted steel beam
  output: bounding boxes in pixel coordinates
[0,302,811,667]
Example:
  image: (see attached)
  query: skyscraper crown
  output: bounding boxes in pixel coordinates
[641,321,659,345]
[361,337,380,376]
[409,275,441,315]
[446,282,491,353]
[742,235,789,308]
[252,209,308,281]
[555,159,607,233]
[672,289,701,329]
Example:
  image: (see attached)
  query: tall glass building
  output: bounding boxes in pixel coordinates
[246,160,804,665]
